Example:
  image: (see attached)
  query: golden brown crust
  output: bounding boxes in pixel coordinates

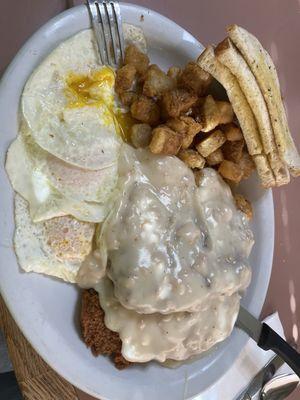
[167,66,182,83]
[223,123,243,141]
[178,149,205,169]
[149,125,182,155]
[166,116,202,149]
[143,64,175,98]
[119,91,138,107]
[218,160,243,183]
[131,95,160,126]
[179,62,212,95]
[237,151,256,179]
[161,88,198,119]
[81,289,130,370]
[206,148,224,166]
[222,140,244,163]
[124,44,149,76]
[234,194,253,219]
[198,95,220,133]
[217,101,234,124]
[115,64,136,95]
[196,130,226,158]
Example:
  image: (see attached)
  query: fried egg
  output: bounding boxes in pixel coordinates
[22,30,121,170]
[14,194,95,282]
[6,135,110,222]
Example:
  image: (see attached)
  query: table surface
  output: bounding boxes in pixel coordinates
[0,1,299,399]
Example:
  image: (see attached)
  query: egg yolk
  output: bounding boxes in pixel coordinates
[65,67,136,140]
[114,111,136,143]
[65,67,115,108]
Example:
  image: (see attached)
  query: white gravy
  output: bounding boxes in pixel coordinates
[76,249,105,289]
[94,277,240,363]
[99,146,253,314]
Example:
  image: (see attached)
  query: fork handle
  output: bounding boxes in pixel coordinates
[258,323,300,377]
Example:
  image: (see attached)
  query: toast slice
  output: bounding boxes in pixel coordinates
[197,46,275,187]
[215,38,290,186]
[227,24,300,177]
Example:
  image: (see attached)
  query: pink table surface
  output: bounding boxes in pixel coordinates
[1,1,299,399]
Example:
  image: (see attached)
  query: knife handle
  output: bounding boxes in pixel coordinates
[258,323,300,378]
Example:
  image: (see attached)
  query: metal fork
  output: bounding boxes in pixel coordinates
[86,0,125,68]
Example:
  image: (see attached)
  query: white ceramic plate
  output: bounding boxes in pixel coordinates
[0,4,274,400]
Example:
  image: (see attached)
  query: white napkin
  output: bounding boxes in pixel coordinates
[196,312,293,400]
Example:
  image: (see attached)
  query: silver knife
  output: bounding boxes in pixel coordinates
[236,306,300,378]
[235,354,285,400]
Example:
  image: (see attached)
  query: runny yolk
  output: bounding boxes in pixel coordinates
[65,67,137,140]
[65,67,115,108]
[114,111,137,142]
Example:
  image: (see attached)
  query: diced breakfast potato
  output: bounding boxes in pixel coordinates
[217,101,234,124]
[234,194,253,219]
[115,64,136,94]
[161,88,198,119]
[206,148,224,166]
[131,95,160,126]
[223,123,243,141]
[124,44,150,76]
[222,140,244,163]
[167,66,182,82]
[149,125,182,155]
[238,151,256,179]
[196,130,226,158]
[119,91,138,107]
[131,124,152,148]
[179,62,212,96]
[194,169,204,186]
[143,65,175,98]
[218,160,243,183]
[200,95,220,132]
[167,116,202,149]
[178,149,205,169]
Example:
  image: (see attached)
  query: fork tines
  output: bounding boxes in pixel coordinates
[87,0,125,68]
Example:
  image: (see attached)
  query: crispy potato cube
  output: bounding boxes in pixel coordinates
[196,130,226,158]
[149,125,182,155]
[223,123,243,141]
[124,44,149,75]
[194,169,204,186]
[167,66,182,82]
[234,194,253,219]
[217,101,234,124]
[167,116,202,149]
[206,148,224,166]
[178,149,205,169]
[218,160,243,183]
[238,151,256,179]
[143,65,175,98]
[222,140,244,163]
[161,88,198,119]
[131,124,152,148]
[131,95,160,126]
[179,62,212,95]
[199,95,220,132]
[115,64,136,94]
[119,91,138,107]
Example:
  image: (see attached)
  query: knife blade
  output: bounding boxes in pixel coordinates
[235,354,285,400]
[237,306,300,378]
[236,306,262,343]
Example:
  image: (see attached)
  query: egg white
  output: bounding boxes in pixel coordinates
[22,30,121,170]
[14,194,95,282]
[6,135,110,222]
